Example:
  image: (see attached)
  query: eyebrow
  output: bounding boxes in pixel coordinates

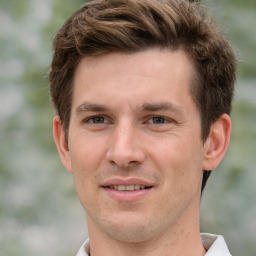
[75,101,184,115]
[76,102,108,113]
[141,102,184,115]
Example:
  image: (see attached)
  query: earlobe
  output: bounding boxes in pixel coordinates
[53,115,73,173]
[203,114,232,171]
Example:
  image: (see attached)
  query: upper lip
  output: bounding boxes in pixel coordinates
[101,178,154,187]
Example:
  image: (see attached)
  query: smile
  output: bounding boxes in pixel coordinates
[106,184,151,191]
[102,178,154,201]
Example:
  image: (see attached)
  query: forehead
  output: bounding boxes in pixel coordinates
[72,49,196,111]
[75,48,193,82]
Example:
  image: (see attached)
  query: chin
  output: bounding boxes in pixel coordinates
[106,225,153,243]
[97,213,161,243]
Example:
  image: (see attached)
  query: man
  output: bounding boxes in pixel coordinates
[49,0,236,255]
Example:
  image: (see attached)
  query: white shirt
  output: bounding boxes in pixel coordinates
[76,233,232,256]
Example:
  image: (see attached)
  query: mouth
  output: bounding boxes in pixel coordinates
[101,178,154,201]
[104,184,152,191]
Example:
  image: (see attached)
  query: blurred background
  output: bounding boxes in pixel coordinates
[0,0,255,255]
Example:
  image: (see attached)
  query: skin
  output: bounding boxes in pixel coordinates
[53,49,231,256]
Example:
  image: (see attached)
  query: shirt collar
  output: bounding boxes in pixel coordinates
[76,239,90,256]
[201,233,232,256]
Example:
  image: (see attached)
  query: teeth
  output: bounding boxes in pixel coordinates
[126,185,135,191]
[134,184,140,190]
[118,185,126,191]
[108,184,148,191]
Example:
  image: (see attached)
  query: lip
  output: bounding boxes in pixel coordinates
[101,178,154,202]
[101,178,153,187]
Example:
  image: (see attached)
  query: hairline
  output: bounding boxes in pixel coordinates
[62,47,204,143]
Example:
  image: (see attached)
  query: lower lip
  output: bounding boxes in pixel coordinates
[102,187,152,202]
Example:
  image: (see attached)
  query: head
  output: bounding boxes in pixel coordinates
[50,0,236,246]
[49,0,236,193]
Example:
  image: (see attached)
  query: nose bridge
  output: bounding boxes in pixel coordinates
[115,120,133,148]
[106,118,145,167]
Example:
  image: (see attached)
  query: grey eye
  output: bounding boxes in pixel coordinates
[90,116,105,123]
[152,116,165,124]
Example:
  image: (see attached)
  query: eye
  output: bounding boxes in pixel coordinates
[150,116,166,124]
[83,115,110,125]
[88,116,106,124]
[81,115,112,131]
[148,116,169,124]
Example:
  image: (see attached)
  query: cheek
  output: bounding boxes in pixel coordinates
[68,137,104,199]
[71,152,99,213]
[69,132,107,170]
[149,136,192,168]
[149,135,203,189]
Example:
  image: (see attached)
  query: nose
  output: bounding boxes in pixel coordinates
[106,121,146,168]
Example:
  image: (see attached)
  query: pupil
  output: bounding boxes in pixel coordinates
[93,117,104,123]
[153,117,164,124]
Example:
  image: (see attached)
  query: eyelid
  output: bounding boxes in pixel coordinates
[82,114,112,125]
[145,115,174,124]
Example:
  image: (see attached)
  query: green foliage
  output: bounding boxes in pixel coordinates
[0,0,30,18]
[202,0,256,78]
[223,0,256,8]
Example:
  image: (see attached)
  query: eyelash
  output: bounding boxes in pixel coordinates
[83,115,110,124]
[147,116,170,124]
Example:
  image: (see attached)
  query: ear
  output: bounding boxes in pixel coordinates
[202,114,232,171]
[53,115,73,174]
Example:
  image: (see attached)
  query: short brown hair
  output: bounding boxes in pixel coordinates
[49,0,236,142]
[49,0,236,192]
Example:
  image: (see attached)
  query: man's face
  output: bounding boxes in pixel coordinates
[56,49,209,242]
